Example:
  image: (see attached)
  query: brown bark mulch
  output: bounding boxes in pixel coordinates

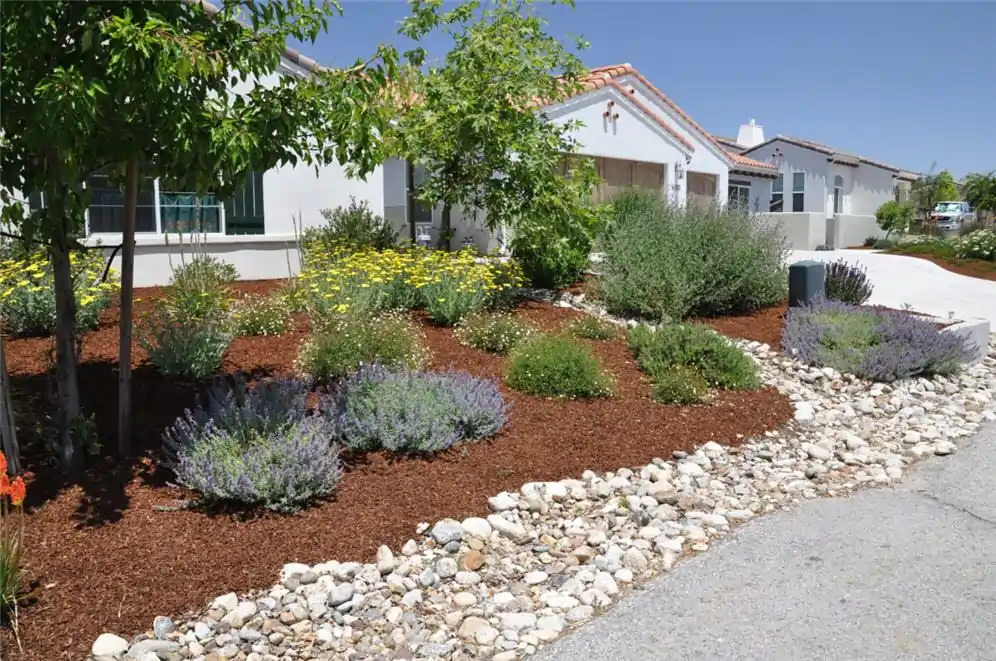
[1,285,792,661]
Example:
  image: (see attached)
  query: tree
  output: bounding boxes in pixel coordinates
[392,0,597,253]
[963,171,996,219]
[875,200,914,238]
[1,0,439,468]
[911,167,960,220]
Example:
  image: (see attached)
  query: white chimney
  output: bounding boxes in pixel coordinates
[736,118,765,148]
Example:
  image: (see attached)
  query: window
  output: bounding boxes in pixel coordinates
[833,175,844,214]
[82,170,265,236]
[411,163,434,226]
[86,173,158,233]
[728,181,751,210]
[792,172,805,212]
[770,174,784,212]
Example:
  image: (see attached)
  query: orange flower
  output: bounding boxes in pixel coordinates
[0,474,9,497]
[9,476,26,506]
[0,452,7,476]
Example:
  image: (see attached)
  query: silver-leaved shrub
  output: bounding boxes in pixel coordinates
[163,375,342,512]
[781,299,973,382]
[333,365,509,454]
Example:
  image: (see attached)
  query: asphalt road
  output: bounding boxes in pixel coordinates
[531,424,996,661]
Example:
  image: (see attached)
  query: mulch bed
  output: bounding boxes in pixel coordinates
[1,284,792,661]
[886,249,996,282]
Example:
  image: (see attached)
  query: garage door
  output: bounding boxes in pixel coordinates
[592,157,664,204]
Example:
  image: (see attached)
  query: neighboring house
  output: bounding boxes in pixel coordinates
[384,64,780,250]
[724,119,919,249]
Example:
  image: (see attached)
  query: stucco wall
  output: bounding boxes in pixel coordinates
[747,141,829,214]
[757,212,826,250]
[850,163,896,216]
[827,213,884,249]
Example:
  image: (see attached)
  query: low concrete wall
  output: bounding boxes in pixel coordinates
[828,214,885,249]
[92,235,302,288]
[757,212,826,250]
[939,317,991,367]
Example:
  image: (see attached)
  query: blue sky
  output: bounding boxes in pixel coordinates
[294,1,996,178]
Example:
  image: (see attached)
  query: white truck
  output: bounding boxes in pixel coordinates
[930,201,976,232]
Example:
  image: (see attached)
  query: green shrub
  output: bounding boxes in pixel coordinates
[138,303,233,379]
[952,229,996,260]
[303,197,399,256]
[892,235,955,258]
[231,294,290,337]
[420,269,490,326]
[511,204,603,289]
[296,312,427,381]
[0,249,117,337]
[627,322,761,390]
[455,312,535,354]
[874,200,915,237]
[599,189,788,321]
[873,238,896,250]
[650,365,709,405]
[166,254,238,319]
[862,236,878,248]
[506,334,613,398]
[568,315,618,341]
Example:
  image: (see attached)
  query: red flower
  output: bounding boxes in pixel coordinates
[0,452,7,476]
[9,476,25,506]
[0,474,9,498]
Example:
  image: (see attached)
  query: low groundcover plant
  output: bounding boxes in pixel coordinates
[781,299,973,382]
[296,312,428,381]
[163,375,343,512]
[506,333,614,398]
[455,312,535,355]
[333,365,509,454]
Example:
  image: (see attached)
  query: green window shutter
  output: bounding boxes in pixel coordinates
[225,171,265,235]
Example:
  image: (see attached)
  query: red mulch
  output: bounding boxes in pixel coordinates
[1,285,791,661]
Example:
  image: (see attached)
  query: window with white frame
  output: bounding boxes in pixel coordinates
[792,172,805,212]
[833,175,844,214]
[728,181,751,210]
[53,170,268,236]
[770,174,784,211]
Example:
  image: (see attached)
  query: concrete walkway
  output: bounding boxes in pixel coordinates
[531,425,996,661]
[790,249,996,322]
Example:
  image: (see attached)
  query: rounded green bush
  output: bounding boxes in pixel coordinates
[454,312,535,355]
[568,315,618,341]
[628,322,761,391]
[506,334,613,398]
[651,365,709,405]
[296,312,427,381]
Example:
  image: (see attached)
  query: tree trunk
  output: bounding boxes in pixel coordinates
[118,157,138,458]
[438,203,452,251]
[50,237,82,473]
[0,332,21,476]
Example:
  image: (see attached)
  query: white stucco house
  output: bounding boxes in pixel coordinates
[383,64,780,251]
[8,58,780,286]
[717,120,919,249]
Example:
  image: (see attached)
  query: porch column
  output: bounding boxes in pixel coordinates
[660,162,670,202]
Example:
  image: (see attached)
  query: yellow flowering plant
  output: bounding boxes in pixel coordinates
[0,249,118,337]
[297,244,524,327]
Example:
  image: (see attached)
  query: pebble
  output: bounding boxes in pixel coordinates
[88,315,996,661]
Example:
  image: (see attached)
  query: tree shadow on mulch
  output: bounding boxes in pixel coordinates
[10,360,278,528]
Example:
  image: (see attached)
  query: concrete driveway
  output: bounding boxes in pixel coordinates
[790,249,996,322]
[531,423,996,661]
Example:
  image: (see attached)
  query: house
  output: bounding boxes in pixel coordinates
[383,64,780,251]
[10,60,780,286]
[724,119,919,249]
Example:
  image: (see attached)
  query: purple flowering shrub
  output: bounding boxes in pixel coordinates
[782,299,973,382]
[333,365,509,454]
[163,375,342,512]
[824,259,873,305]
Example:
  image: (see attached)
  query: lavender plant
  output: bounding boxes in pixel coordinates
[824,259,873,305]
[781,299,973,382]
[163,375,342,512]
[138,302,233,379]
[333,365,509,454]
